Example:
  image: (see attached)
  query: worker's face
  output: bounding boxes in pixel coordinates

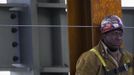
[102,29,123,51]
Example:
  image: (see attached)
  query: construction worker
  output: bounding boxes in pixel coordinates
[75,15,134,75]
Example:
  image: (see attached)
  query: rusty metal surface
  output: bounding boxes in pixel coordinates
[67,0,92,75]
[91,0,122,46]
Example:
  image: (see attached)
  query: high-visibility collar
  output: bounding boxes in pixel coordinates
[90,48,109,71]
